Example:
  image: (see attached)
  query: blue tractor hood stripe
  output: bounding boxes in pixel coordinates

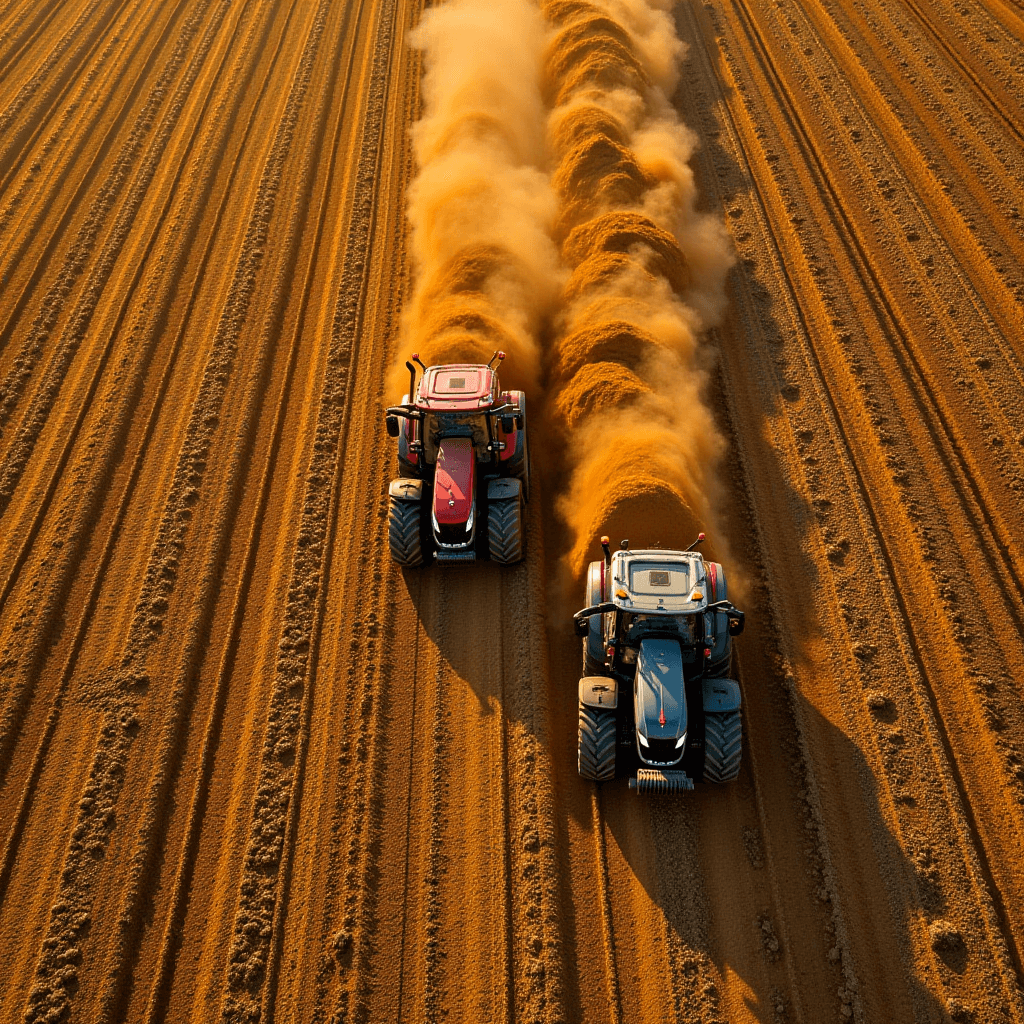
[635,638,686,740]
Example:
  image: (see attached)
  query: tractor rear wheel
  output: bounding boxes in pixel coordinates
[578,704,616,781]
[487,494,524,564]
[703,709,742,783]
[388,497,423,566]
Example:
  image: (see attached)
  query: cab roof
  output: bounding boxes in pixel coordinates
[608,549,708,614]
[415,364,497,411]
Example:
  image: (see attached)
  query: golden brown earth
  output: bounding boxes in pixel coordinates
[1,0,1023,1022]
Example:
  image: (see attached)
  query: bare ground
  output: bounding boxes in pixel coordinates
[0,0,1022,1021]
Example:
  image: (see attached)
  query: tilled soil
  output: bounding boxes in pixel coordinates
[0,1,1022,1022]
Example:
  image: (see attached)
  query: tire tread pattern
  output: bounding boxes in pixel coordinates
[388,497,422,566]
[487,496,523,564]
[578,704,616,781]
[703,708,742,783]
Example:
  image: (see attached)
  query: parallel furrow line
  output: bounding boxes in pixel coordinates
[0,0,226,522]
[899,0,1024,147]
[211,1,386,1017]
[0,0,120,180]
[774,0,1024,435]
[15,1,326,1017]
[392,604,424,1024]
[0,0,191,287]
[0,0,77,87]
[737,0,1024,631]
[0,0,223,455]
[0,0,262,898]
[140,2,365,1017]
[0,0,248,775]
[422,649,448,1024]
[729,0,1024,993]
[0,0,143,209]
[93,3,338,1018]
[220,0,400,1010]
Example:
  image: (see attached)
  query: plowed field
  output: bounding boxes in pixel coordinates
[1,0,1022,1022]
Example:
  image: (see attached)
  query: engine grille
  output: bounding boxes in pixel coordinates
[640,737,683,766]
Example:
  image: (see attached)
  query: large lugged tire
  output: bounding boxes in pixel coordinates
[388,497,423,566]
[488,495,524,564]
[578,704,616,781]
[703,709,742,783]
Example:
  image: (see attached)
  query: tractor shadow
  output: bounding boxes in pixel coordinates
[596,682,955,1024]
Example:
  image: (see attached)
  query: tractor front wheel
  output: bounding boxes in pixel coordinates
[578,704,616,781]
[388,497,423,566]
[703,709,742,783]
[487,494,524,564]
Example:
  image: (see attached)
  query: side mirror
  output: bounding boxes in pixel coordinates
[574,616,589,637]
[500,414,515,433]
[728,616,744,636]
[385,414,400,438]
[515,413,523,429]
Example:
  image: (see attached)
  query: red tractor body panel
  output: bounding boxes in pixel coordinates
[416,365,496,411]
[433,438,475,524]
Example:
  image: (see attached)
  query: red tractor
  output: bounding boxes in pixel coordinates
[384,352,529,566]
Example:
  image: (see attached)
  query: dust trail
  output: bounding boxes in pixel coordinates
[540,0,735,576]
[392,0,563,399]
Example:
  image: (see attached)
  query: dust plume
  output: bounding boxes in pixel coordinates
[540,0,735,576]
[393,0,563,399]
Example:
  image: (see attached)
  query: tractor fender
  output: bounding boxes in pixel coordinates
[389,478,424,503]
[705,561,732,668]
[502,390,526,463]
[702,677,741,713]
[583,560,606,669]
[579,676,618,710]
[585,559,605,605]
[487,477,521,502]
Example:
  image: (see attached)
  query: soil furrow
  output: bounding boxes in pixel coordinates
[3,0,1024,1018]
[0,0,273,891]
[0,0,120,179]
[0,0,255,778]
[0,0,145,222]
[218,2,396,1017]
[700,0,1024,1007]
[13,1,327,1016]
[138,7,371,1021]
[0,0,225,446]
[0,0,193,327]
[0,2,237,511]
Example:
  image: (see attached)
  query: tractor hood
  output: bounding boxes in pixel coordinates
[433,437,475,525]
[634,638,686,762]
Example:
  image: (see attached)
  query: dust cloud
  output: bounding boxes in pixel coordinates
[397,0,735,581]
[393,0,563,399]
[541,0,735,576]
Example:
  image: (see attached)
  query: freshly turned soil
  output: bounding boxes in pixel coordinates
[0,0,1022,1022]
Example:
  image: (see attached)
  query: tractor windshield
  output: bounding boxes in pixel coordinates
[423,411,490,461]
[621,611,703,646]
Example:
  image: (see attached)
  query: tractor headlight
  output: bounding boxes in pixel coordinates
[675,732,687,749]
[465,501,474,534]
[637,732,649,748]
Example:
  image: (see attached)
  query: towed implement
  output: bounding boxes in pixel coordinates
[573,535,745,793]
[384,351,529,566]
